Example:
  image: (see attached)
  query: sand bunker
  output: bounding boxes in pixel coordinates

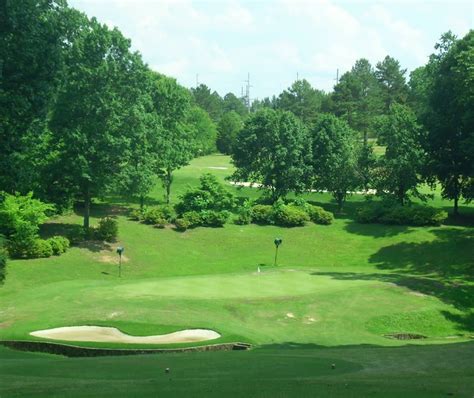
[30,326,221,344]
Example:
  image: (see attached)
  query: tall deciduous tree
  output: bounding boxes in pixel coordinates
[49,17,146,228]
[375,104,426,205]
[0,0,67,193]
[150,73,195,204]
[216,111,243,154]
[231,109,312,201]
[310,114,361,211]
[416,31,473,214]
[187,106,218,156]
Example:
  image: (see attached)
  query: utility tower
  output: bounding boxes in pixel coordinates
[244,72,252,112]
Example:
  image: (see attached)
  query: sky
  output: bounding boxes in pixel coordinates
[68,0,473,100]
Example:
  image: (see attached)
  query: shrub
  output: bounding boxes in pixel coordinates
[28,239,53,258]
[175,218,191,231]
[307,205,334,225]
[201,210,230,227]
[235,200,252,225]
[0,192,54,238]
[129,208,144,221]
[6,223,37,258]
[176,174,235,215]
[0,246,6,283]
[182,211,203,228]
[142,206,176,225]
[95,217,118,242]
[47,236,70,255]
[273,205,309,227]
[356,202,447,226]
[251,205,274,224]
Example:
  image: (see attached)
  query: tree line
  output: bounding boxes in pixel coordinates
[1,0,472,234]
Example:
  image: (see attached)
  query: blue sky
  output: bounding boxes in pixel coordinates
[69,0,473,99]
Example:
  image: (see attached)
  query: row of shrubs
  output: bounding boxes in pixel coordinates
[7,235,70,259]
[237,199,334,227]
[356,201,448,226]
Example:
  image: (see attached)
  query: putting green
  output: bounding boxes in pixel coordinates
[1,269,469,347]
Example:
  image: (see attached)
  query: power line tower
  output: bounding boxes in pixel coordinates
[244,72,252,112]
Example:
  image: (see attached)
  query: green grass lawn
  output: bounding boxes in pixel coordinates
[0,154,473,397]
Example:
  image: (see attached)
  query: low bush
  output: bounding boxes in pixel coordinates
[235,200,252,225]
[356,201,447,226]
[95,217,118,242]
[129,208,144,221]
[307,205,334,225]
[47,236,70,255]
[182,211,203,228]
[176,174,235,215]
[273,204,309,227]
[142,206,176,225]
[250,205,274,224]
[201,210,230,227]
[174,218,191,231]
[29,239,53,258]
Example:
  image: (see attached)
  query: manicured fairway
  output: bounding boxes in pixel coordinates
[0,155,473,397]
[1,343,473,397]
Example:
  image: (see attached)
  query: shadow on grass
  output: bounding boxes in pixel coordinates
[73,201,128,219]
[312,228,474,331]
[344,221,411,238]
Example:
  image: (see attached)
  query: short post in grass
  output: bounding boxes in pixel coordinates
[273,238,282,266]
[116,246,124,277]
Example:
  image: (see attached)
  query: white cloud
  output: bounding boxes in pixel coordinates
[69,0,473,97]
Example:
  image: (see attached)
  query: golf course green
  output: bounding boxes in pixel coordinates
[1,155,473,397]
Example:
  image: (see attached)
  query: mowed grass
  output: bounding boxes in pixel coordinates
[1,343,473,397]
[0,154,473,397]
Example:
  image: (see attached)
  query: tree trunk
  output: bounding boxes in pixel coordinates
[165,168,173,204]
[336,192,344,212]
[139,195,145,210]
[453,195,459,216]
[83,185,91,230]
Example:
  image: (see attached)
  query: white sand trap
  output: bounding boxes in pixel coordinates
[30,326,221,344]
[207,166,228,170]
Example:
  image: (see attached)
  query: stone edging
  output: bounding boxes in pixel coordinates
[0,340,251,357]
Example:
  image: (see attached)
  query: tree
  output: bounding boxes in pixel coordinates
[117,92,161,209]
[375,104,426,205]
[150,73,195,204]
[419,31,473,214]
[49,16,146,228]
[216,111,243,154]
[375,56,408,112]
[231,109,312,201]
[187,106,217,155]
[310,114,361,211]
[191,84,223,121]
[275,79,325,125]
[222,93,247,117]
[0,0,68,193]
[333,59,382,142]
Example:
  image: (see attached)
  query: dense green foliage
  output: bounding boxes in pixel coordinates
[95,217,119,242]
[310,114,361,210]
[356,200,448,226]
[375,104,426,204]
[232,109,312,201]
